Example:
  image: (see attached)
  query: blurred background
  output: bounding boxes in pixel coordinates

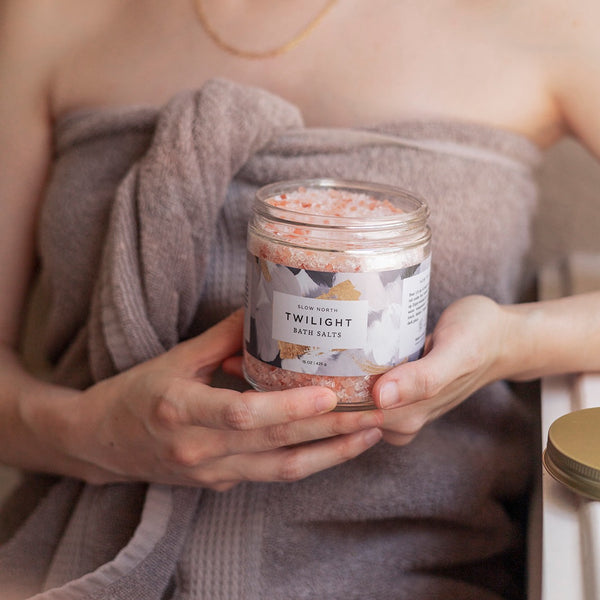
[533,139,600,268]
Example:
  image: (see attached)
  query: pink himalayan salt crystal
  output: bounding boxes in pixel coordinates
[250,188,416,274]
[244,185,428,409]
[244,353,378,408]
[268,187,405,218]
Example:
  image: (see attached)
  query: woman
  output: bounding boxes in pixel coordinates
[1,0,599,598]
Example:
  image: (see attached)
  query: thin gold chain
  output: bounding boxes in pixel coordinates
[193,0,339,59]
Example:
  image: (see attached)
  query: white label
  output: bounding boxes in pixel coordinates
[399,266,430,356]
[272,291,369,350]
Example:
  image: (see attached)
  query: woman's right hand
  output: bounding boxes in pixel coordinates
[46,310,382,490]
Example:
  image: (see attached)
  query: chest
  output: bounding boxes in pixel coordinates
[50,0,556,144]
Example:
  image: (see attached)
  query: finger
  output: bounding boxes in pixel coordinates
[381,430,419,446]
[376,370,481,446]
[168,309,244,374]
[170,381,339,430]
[372,356,442,410]
[221,355,244,378]
[373,341,470,409]
[217,408,383,455]
[219,427,383,484]
[164,409,382,468]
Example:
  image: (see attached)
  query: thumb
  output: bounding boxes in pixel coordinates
[372,337,464,410]
[168,308,244,376]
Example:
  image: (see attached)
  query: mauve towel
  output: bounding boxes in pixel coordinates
[0,79,541,600]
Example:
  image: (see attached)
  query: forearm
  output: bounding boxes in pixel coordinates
[0,345,83,476]
[502,291,600,381]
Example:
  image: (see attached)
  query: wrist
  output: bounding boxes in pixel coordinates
[498,298,582,382]
[495,303,538,381]
[16,375,83,474]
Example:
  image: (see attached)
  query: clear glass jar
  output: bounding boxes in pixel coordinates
[243,178,432,410]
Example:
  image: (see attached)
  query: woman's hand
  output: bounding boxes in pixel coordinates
[52,310,382,490]
[371,295,511,446]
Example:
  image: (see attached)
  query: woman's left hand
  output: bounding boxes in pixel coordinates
[371,295,511,446]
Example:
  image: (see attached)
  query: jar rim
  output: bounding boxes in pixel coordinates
[254,178,429,230]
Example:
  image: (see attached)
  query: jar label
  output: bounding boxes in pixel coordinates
[244,254,431,377]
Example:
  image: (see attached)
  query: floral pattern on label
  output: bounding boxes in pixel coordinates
[244,254,431,377]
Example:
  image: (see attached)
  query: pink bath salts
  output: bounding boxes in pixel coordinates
[244,353,377,407]
[249,188,423,274]
[268,187,405,218]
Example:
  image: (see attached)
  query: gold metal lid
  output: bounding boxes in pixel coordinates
[543,407,600,500]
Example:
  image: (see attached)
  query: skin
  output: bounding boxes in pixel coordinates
[1,0,600,488]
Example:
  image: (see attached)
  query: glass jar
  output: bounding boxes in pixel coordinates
[243,178,432,410]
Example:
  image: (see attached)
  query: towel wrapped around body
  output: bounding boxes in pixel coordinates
[0,79,541,600]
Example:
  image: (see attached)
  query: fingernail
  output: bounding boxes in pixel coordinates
[363,428,383,446]
[379,382,399,409]
[315,392,337,413]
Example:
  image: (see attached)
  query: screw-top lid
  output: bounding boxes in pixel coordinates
[543,407,600,500]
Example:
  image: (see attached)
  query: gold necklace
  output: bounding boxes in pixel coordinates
[193,0,339,59]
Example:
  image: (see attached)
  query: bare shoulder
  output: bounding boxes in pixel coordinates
[0,0,123,96]
[502,0,600,34]
[491,0,600,65]
[548,0,600,60]
[476,0,600,150]
[526,0,600,154]
[0,0,124,235]
[0,0,120,51]
[0,0,130,343]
